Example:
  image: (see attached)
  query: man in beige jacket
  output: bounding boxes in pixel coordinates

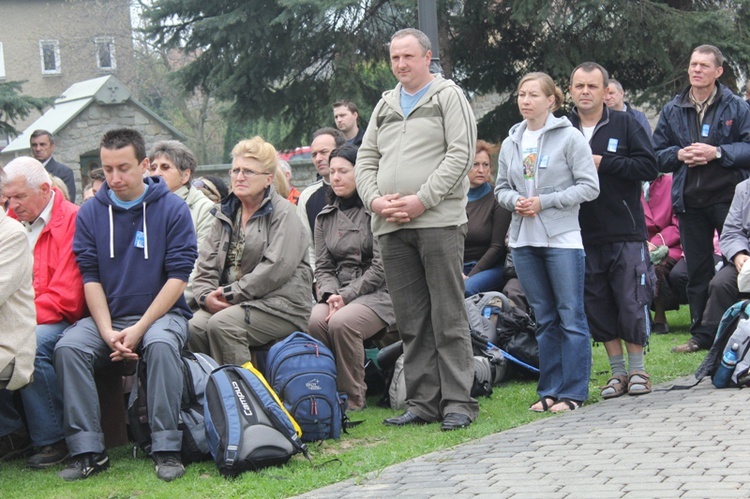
[0,166,36,409]
[356,28,478,431]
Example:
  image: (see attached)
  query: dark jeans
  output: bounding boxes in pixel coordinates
[678,204,731,334]
[0,322,68,446]
[463,262,505,297]
[667,255,723,310]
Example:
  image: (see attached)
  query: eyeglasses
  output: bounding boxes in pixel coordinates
[229,167,270,178]
[148,162,177,173]
[472,162,491,170]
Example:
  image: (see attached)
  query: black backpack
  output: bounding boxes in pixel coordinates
[466,292,539,378]
[128,350,219,463]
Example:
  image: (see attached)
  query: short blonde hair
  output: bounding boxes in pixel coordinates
[50,176,70,201]
[231,136,278,175]
[476,139,497,158]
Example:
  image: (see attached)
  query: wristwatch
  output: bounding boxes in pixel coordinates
[716,146,723,159]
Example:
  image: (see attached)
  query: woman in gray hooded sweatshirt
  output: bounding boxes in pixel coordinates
[495,72,599,414]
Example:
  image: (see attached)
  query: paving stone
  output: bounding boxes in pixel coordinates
[603,474,666,485]
[293,376,750,499]
[394,486,464,496]
[558,485,624,497]
[621,490,683,498]
[680,489,745,499]
[703,467,746,477]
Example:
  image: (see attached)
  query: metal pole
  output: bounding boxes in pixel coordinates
[417,0,441,75]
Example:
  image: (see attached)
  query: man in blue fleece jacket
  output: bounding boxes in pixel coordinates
[53,128,197,482]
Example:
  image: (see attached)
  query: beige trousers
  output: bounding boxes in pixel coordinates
[189,304,299,365]
[307,302,386,410]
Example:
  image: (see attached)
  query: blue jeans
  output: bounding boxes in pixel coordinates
[0,322,69,446]
[512,247,591,402]
[463,262,505,297]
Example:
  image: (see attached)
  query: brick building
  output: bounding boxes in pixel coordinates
[0,0,136,145]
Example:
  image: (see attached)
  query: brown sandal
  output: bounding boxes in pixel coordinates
[628,371,652,395]
[600,374,628,399]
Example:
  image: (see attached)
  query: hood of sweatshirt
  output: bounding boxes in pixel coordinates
[507,113,573,143]
[93,176,172,259]
[380,75,454,117]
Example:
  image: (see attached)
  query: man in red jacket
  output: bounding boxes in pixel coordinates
[0,157,85,468]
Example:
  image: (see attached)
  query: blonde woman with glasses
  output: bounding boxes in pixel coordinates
[188,137,313,365]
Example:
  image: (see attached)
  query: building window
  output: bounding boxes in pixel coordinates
[95,37,116,71]
[0,42,5,80]
[39,40,61,75]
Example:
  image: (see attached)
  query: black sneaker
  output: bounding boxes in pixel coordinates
[57,452,109,481]
[27,439,69,469]
[152,452,185,482]
[0,429,32,461]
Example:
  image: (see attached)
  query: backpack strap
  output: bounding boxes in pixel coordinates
[210,367,243,466]
[239,362,308,457]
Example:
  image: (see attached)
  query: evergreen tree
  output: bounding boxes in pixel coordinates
[0,81,50,137]
[142,0,409,148]
[450,0,750,140]
[143,0,750,145]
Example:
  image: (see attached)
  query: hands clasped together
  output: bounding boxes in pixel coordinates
[371,193,426,224]
[106,323,147,362]
[515,196,541,217]
[678,143,719,167]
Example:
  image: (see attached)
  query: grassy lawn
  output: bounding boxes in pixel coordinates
[4,307,706,499]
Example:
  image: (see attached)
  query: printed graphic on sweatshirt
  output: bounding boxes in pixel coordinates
[522,146,537,197]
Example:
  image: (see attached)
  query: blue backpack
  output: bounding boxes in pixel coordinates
[265,332,347,442]
[203,364,308,477]
[696,300,750,385]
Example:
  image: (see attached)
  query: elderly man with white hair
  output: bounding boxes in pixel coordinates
[0,157,85,468]
[0,164,35,390]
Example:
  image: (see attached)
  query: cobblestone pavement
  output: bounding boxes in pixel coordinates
[296,376,750,498]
